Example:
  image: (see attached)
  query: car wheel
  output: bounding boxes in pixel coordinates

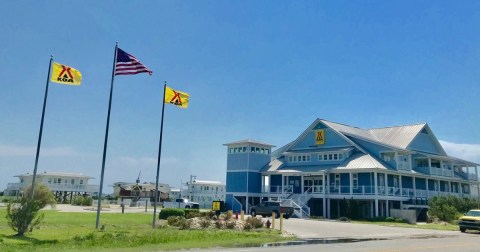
[460,227,466,233]
[251,210,256,217]
[274,211,280,219]
[284,214,290,219]
[185,206,190,209]
[262,215,267,218]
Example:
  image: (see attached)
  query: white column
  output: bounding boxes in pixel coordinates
[374,172,378,217]
[350,172,353,195]
[323,173,326,218]
[413,177,416,198]
[399,175,403,196]
[301,175,304,194]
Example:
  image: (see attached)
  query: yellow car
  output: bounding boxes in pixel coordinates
[458,209,480,232]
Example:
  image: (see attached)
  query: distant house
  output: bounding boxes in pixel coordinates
[4,171,99,203]
[186,180,226,208]
[111,181,170,204]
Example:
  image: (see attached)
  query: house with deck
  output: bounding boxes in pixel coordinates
[224,119,480,220]
[4,171,99,203]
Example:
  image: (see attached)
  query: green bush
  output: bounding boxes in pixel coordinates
[6,198,44,236]
[245,217,264,229]
[199,217,211,229]
[428,195,480,221]
[215,220,224,229]
[159,208,185,220]
[184,209,200,219]
[72,196,93,206]
[167,216,185,226]
[23,183,56,208]
[225,220,236,229]
[394,218,405,223]
[179,219,193,230]
[385,217,395,222]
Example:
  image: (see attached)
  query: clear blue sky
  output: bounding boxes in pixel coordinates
[1,1,480,193]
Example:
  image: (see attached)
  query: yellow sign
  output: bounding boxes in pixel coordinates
[212,201,221,211]
[315,129,325,145]
[51,62,82,85]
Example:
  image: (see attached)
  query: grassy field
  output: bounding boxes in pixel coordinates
[0,208,290,251]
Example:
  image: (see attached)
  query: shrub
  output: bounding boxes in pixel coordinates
[167,216,185,227]
[394,218,405,223]
[215,220,224,229]
[179,219,193,230]
[225,220,236,229]
[72,196,93,206]
[385,217,395,222]
[226,211,233,220]
[23,183,56,208]
[6,198,44,236]
[199,217,211,229]
[243,223,253,231]
[245,217,264,229]
[184,209,200,219]
[159,208,185,220]
[337,217,350,222]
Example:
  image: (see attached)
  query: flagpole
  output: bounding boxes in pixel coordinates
[96,43,118,229]
[153,81,167,228]
[31,55,53,200]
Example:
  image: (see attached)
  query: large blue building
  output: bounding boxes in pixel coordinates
[224,119,479,220]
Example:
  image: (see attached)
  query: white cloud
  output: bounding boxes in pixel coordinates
[0,144,84,157]
[439,140,480,163]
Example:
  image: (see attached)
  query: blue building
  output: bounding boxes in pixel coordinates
[224,119,479,220]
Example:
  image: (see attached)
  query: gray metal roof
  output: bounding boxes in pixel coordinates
[223,139,276,147]
[368,124,426,149]
[336,153,388,170]
[322,119,429,151]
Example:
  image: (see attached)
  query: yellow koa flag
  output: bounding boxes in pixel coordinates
[50,62,82,85]
[164,86,189,108]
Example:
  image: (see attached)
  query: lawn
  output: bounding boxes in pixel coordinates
[0,208,291,251]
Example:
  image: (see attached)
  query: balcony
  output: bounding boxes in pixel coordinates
[415,166,453,177]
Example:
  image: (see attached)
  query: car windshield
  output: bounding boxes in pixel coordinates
[466,210,480,217]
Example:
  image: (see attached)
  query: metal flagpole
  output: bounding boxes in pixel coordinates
[96,43,118,229]
[31,55,54,200]
[153,81,167,227]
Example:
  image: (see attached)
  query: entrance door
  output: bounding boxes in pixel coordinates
[304,177,323,193]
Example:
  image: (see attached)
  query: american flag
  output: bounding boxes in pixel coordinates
[115,48,152,76]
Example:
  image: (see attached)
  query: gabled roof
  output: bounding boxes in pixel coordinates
[336,153,388,170]
[284,119,368,155]
[321,119,447,155]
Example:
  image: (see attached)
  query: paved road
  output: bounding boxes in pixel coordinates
[193,217,480,252]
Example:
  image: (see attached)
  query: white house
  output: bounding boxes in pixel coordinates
[4,171,99,203]
[186,179,226,209]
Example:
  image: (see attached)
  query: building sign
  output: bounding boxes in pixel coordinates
[315,129,325,145]
[212,201,221,211]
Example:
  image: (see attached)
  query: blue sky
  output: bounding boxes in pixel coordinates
[1,1,480,193]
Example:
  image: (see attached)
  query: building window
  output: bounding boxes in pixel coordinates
[382,153,394,162]
[334,174,340,189]
[79,179,84,185]
[71,179,75,185]
[352,173,358,189]
[289,154,311,163]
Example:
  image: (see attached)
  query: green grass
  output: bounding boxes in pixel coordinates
[0,208,290,251]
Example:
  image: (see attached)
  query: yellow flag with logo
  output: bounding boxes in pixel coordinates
[164,86,189,108]
[50,62,82,85]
